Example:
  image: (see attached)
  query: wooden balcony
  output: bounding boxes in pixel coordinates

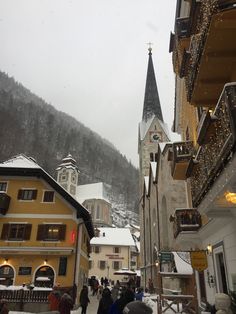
[190,83,236,206]
[196,110,218,145]
[185,2,236,106]
[171,142,194,180]
[173,209,202,239]
[0,192,11,215]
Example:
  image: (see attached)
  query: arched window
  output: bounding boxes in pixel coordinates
[34,266,54,288]
[0,265,14,286]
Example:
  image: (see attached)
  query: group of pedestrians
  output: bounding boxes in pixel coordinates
[48,286,74,314]
[79,279,152,314]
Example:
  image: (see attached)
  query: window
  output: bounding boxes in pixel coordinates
[99,260,106,270]
[94,246,100,253]
[113,247,120,254]
[58,257,67,276]
[0,182,7,192]
[18,189,37,201]
[1,223,32,241]
[37,224,66,241]
[113,261,121,270]
[89,260,93,269]
[96,205,100,220]
[43,191,54,203]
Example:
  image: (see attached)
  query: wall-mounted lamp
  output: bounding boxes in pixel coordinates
[44,259,48,265]
[155,261,159,267]
[4,258,8,264]
[225,191,236,204]
[207,244,212,255]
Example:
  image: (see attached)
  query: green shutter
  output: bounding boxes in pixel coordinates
[36,224,45,240]
[1,224,9,240]
[24,224,32,240]
[59,225,66,240]
[17,189,23,199]
[32,190,37,200]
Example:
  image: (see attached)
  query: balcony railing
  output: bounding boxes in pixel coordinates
[173,209,202,239]
[190,83,236,206]
[172,141,194,180]
[185,1,220,101]
[0,289,50,303]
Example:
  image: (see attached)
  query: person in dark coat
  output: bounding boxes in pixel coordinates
[79,285,90,314]
[58,293,73,314]
[97,287,113,314]
[109,287,134,314]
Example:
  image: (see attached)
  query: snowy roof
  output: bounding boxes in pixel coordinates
[0,154,40,169]
[77,182,110,204]
[91,227,136,246]
[0,154,94,238]
[159,120,171,140]
[139,116,155,141]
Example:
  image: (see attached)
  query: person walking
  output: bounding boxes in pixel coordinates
[109,287,134,314]
[48,286,61,311]
[97,287,113,314]
[79,285,90,314]
[134,288,144,301]
[58,293,73,314]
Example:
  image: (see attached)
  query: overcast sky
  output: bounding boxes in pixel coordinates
[0,0,178,167]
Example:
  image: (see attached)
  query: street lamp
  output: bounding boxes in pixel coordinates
[107,265,110,279]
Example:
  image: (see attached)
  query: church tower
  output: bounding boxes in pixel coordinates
[56,154,80,197]
[138,47,170,189]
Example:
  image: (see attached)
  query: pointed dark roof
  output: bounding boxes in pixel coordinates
[142,48,163,122]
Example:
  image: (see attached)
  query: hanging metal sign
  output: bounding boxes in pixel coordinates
[190,251,208,271]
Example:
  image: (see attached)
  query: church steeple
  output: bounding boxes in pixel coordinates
[142,47,163,122]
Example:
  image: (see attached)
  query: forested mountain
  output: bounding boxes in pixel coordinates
[0,71,139,214]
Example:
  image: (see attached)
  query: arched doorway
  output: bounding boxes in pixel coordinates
[0,265,14,286]
[34,265,54,288]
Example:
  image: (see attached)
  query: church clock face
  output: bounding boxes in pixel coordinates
[150,131,161,143]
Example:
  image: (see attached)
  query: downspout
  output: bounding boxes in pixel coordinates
[73,220,83,303]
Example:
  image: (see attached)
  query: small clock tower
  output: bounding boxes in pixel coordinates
[56,154,80,197]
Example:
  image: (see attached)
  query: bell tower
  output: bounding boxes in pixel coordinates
[56,154,80,197]
[138,47,170,190]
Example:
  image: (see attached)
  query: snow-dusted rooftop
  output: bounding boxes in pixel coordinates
[0,154,40,169]
[77,182,110,204]
[91,227,136,246]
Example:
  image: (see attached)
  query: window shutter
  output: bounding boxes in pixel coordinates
[24,224,32,240]
[59,225,66,240]
[32,190,37,200]
[36,224,45,240]
[17,190,23,199]
[1,223,9,240]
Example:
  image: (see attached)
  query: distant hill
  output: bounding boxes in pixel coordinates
[0,71,139,215]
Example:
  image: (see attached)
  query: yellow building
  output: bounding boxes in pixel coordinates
[0,154,94,301]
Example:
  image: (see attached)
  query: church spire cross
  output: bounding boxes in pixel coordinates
[147,42,153,54]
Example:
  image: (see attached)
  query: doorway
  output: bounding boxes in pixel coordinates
[213,243,228,294]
